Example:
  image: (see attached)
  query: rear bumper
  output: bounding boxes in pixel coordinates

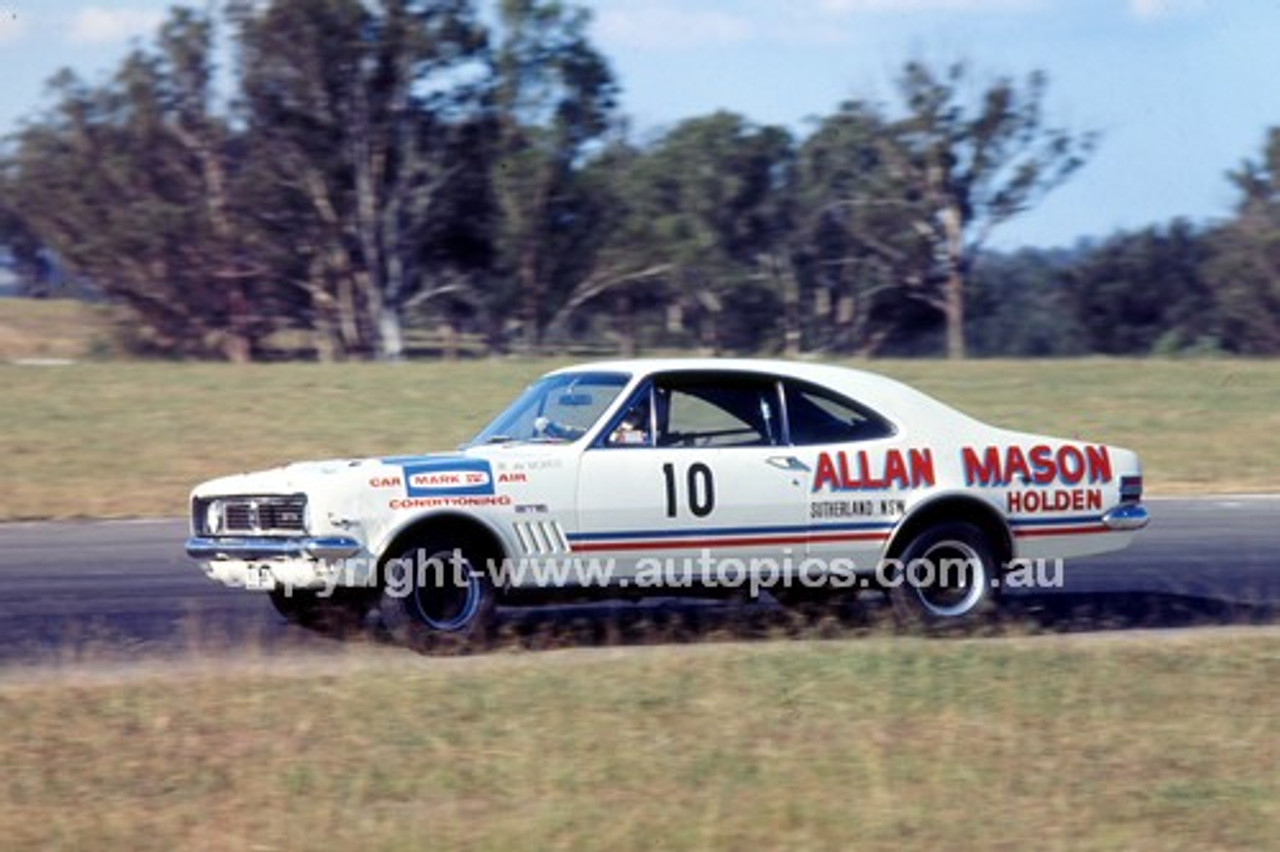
[1101,504,1150,531]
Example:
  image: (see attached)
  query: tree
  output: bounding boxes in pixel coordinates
[1206,128,1280,353]
[2,8,271,360]
[233,0,488,360]
[540,133,671,356]
[624,111,793,353]
[1066,222,1213,354]
[791,101,935,355]
[968,247,1082,356]
[886,61,1097,358]
[487,0,618,354]
[0,189,54,295]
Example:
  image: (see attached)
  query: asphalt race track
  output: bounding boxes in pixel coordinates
[0,497,1276,664]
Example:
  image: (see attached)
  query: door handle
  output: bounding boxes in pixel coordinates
[766,455,810,472]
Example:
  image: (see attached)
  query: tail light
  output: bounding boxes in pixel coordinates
[1119,475,1143,504]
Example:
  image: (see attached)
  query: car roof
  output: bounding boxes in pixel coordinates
[549,357,966,424]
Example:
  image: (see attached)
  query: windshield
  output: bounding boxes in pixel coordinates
[469,371,631,445]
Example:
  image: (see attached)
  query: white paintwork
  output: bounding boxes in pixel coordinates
[187,358,1146,592]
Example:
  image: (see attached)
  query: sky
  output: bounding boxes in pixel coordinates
[1,0,1278,249]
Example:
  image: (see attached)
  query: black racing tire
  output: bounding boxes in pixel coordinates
[379,540,496,652]
[268,587,374,635]
[887,521,1000,629]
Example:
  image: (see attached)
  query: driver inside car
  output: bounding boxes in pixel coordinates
[608,399,651,446]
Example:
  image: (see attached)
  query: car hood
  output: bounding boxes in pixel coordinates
[190,443,574,499]
[191,457,378,498]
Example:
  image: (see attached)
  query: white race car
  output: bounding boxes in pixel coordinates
[186,359,1148,644]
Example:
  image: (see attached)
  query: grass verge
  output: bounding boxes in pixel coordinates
[2,358,1278,519]
[0,299,116,362]
[0,631,1275,851]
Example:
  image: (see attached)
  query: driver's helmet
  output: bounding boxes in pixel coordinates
[609,403,650,446]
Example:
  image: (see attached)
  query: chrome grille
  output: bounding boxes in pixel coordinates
[197,495,307,536]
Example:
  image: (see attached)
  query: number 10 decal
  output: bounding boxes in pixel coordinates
[662,462,716,518]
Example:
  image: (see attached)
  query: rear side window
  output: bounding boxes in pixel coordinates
[784,380,895,445]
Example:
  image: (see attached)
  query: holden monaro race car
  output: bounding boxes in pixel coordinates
[185,359,1149,644]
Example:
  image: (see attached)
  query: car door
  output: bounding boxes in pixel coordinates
[573,372,809,586]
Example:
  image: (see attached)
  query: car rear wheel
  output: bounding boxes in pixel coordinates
[379,541,496,651]
[888,521,999,628]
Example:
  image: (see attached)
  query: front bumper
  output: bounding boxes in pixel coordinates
[185,536,370,591]
[1101,504,1150,531]
[185,536,362,561]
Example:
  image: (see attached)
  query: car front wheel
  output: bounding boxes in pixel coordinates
[379,541,496,651]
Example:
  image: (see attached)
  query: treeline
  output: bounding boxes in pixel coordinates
[0,1,1276,361]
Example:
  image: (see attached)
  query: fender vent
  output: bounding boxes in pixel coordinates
[513,521,569,555]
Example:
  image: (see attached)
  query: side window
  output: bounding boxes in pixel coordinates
[655,375,781,447]
[784,381,894,445]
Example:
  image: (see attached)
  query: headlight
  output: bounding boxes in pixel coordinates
[195,494,307,535]
[205,500,225,535]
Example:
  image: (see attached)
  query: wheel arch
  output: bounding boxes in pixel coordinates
[377,511,511,584]
[886,494,1014,567]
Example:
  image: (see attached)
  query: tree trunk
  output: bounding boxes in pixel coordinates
[306,259,341,362]
[615,290,636,357]
[312,326,340,363]
[224,282,252,364]
[835,292,855,354]
[334,268,361,354]
[764,251,802,357]
[944,264,966,360]
[781,267,801,358]
[379,215,407,363]
[222,334,251,364]
[442,316,460,362]
[942,205,967,360]
[666,301,684,335]
[519,243,542,356]
[699,309,720,356]
[377,304,405,362]
[173,119,252,362]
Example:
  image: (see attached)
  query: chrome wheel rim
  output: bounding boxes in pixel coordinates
[410,550,482,631]
[908,539,987,618]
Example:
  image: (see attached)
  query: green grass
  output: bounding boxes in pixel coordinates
[1,632,1275,851]
[1,358,1278,519]
[883,357,1280,495]
[0,360,557,519]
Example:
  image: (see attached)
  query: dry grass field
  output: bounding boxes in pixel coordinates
[0,298,116,362]
[0,631,1276,851]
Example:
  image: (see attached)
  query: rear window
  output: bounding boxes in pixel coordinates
[784,380,895,445]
